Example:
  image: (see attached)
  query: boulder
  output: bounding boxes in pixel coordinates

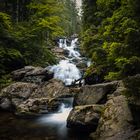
[75,81,118,105]
[30,79,71,99]
[127,129,140,140]
[51,47,67,60]
[67,104,104,132]
[11,66,53,83]
[0,79,75,114]
[0,98,13,111]
[0,82,38,99]
[90,95,134,140]
[76,61,87,71]
[16,98,49,115]
[0,82,38,112]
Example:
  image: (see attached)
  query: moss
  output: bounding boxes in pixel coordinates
[0,74,13,90]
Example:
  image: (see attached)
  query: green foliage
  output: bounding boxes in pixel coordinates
[105,72,121,81]
[0,74,12,90]
[0,12,12,31]
[82,0,140,82]
[123,75,140,99]
[0,0,80,86]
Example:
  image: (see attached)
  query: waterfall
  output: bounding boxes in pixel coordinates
[37,38,89,138]
[37,97,74,139]
[38,98,73,124]
[50,38,82,85]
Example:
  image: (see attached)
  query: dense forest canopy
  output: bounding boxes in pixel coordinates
[82,0,140,83]
[0,0,80,87]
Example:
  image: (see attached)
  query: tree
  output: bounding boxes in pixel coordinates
[81,0,140,82]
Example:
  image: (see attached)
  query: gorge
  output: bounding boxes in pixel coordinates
[1,0,140,140]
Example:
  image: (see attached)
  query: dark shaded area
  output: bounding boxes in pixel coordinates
[129,104,140,129]
[0,111,90,140]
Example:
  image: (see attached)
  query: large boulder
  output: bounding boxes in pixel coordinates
[67,104,104,132]
[90,95,134,140]
[30,79,71,99]
[0,79,75,114]
[11,66,53,83]
[0,82,38,99]
[75,81,118,105]
[17,97,74,115]
[0,82,38,111]
[16,98,49,115]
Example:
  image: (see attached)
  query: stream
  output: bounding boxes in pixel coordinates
[0,37,90,140]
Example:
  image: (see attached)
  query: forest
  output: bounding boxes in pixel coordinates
[0,0,80,88]
[0,0,140,140]
[82,0,140,83]
[1,0,140,87]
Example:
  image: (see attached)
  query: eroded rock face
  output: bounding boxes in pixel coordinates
[0,82,38,99]
[16,98,49,115]
[11,66,53,83]
[90,95,134,140]
[67,105,104,131]
[0,82,38,112]
[75,81,118,105]
[0,79,75,114]
[30,79,71,99]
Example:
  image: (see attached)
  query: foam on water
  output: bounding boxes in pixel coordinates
[50,38,82,85]
[38,103,72,124]
[50,60,81,85]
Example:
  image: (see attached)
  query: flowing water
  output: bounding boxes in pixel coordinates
[50,38,82,85]
[0,38,90,140]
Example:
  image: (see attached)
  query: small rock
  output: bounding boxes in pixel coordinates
[0,98,12,110]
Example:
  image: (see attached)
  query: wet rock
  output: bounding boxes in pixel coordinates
[127,129,140,140]
[76,61,87,70]
[75,81,118,105]
[30,79,71,99]
[0,79,75,114]
[90,95,134,140]
[0,98,13,111]
[16,98,49,115]
[0,82,38,112]
[11,66,53,83]
[0,82,38,99]
[63,49,69,56]
[51,47,67,60]
[67,104,104,131]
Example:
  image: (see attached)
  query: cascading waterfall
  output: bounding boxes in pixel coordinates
[50,60,81,85]
[50,38,82,85]
[37,38,88,139]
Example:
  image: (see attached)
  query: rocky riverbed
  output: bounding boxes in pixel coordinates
[1,66,140,140]
[0,38,140,140]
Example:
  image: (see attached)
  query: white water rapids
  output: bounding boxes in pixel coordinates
[50,38,82,85]
[37,38,90,139]
[37,98,74,139]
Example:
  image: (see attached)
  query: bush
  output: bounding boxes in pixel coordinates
[123,74,140,99]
